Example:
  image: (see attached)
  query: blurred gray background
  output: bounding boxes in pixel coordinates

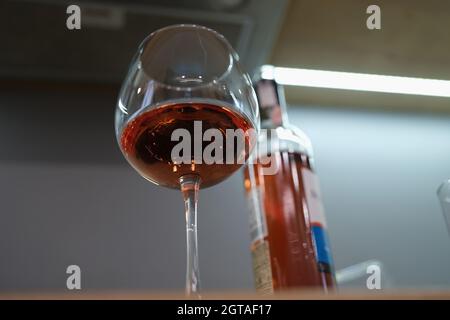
[0,0,449,292]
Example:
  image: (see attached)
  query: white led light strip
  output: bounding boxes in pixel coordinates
[261,65,450,98]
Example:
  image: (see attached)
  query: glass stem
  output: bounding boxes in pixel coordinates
[180,174,201,296]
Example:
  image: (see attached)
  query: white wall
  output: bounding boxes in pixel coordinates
[0,163,253,291]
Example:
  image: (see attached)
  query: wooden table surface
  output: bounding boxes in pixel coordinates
[1,289,449,300]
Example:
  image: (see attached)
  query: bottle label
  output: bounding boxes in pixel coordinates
[301,168,333,267]
[245,167,273,293]
[247,184,268,243]
[251,240,274,294]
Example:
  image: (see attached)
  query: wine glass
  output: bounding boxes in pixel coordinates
[115,24,259,295]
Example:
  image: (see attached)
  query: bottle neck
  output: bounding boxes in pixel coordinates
[254,79,289,129]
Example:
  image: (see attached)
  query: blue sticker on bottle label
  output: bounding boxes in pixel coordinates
[312,225,332,266]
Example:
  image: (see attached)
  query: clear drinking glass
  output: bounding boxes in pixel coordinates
[115,24,259,295]
[438,179,450,235]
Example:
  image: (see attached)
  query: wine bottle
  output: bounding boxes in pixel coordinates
[244,65,336,293]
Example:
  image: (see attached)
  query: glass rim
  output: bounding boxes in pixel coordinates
[138,24,236,92]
